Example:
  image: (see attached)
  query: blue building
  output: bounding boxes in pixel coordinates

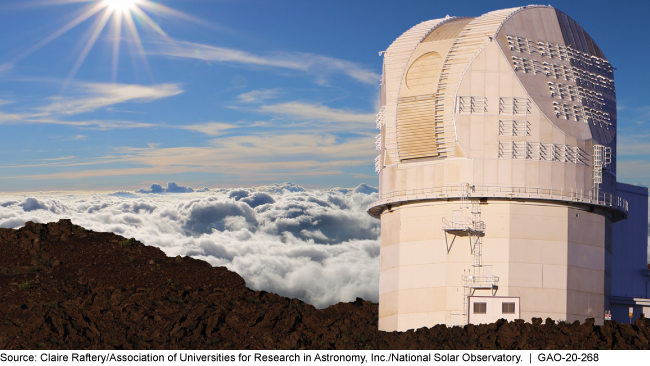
[610,183,649,322]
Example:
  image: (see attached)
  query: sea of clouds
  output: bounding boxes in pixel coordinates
[0,182,380,308]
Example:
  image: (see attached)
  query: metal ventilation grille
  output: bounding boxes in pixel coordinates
[498,141,589,165]
[499,97,531,115]
[458,96,487,114]
[548,82,605,109]
[498,120,531,136]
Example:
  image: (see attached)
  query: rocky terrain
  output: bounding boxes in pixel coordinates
[1,219,650,350]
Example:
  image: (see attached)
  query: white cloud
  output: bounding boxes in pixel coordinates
[0,82,182,129]
[0,183,380,308]
[74,135,87,140]
[136,181,204,194]
[151,39,379,85]
[0,63,12,73]
[20,117,157,129]
[258,102,375,124]
[0,111,33,123]
[237,89,282,103]
[39,82,183,115]
[40,156,76,161]
[154,40,304,69]
[179,122,238,136]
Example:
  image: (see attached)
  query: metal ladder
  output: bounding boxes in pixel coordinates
[461,198,488,325]
[470,199,484,276]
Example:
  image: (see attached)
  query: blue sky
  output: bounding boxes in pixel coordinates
[0,0,648,192]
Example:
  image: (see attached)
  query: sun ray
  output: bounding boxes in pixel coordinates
[24,0,94,5]
[11,2,108,64]
[122,9,153,79]
[129,5,166,36]
[136,0,215,29]
[4,0,94,10]
[64,7,113,89]
[111,11,123,82]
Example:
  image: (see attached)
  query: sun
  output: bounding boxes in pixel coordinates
[10,0,202,86]
[104,0,138,12]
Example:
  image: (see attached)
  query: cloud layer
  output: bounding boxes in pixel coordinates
[137,182,209,194]
[0,182,380,308]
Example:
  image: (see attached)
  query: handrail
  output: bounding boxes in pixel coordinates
[442,217,485,232]
[367,184,628,213]
[462,274,500,288]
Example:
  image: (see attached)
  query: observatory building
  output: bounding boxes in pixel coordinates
[368,5,649,331]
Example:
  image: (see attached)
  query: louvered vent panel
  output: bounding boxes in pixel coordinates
[396,95,438,160]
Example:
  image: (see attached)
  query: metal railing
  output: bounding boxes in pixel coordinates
[462,274,500,289]
[442,217,486,233]
[368,184,628,213]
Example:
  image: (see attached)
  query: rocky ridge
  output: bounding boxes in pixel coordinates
[1,219,649,350]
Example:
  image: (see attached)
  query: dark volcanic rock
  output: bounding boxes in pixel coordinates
[1,220,650,350]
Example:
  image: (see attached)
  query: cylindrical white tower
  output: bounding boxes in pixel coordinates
[368,5,626,331]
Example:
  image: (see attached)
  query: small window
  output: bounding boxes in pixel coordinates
[502,302,515,314]
[473,302,486,314]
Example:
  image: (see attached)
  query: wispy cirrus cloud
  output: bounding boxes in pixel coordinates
[178,122,239,136]
[39,82,183,115]
[5,133,374,182]
[257,102,375,124]
[0,82,182,129]
[0,111,32,122]
[40,156,76,162]
[237,88,282,103]
[0,63,12,73]
[150,39,379,85]
[21,117,157,130]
